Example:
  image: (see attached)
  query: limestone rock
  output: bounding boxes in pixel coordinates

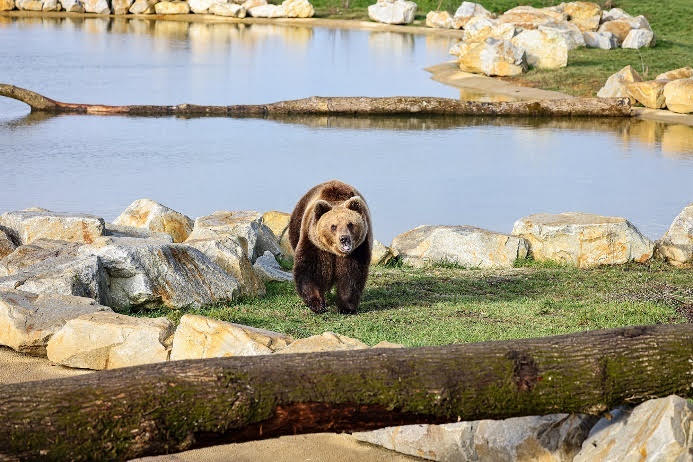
[498,6,566,30]
[281,0,312,17]
[371,239,397,266]
[663,78,693,114]
[154,1,190,14]
[0,228,16,260]
[186,236,265,297]
[583,31,618,49]
[538,21,585,49]
[452,1,493,28]
[187,0,215,13]
[276,332,368,354]
[253,251,292,282]
[511,29,569,69]
[16,0,42,9]
[597,65,642,99]
[567,14,600,32]
[114,199,193,244]
[0,0,15,10]
[626,80,667,109]
[462,17,516,42]
[241,0,264,9]
[0,290,111,356]
[42,0,60,11]
[60,0,84,12]
[601,7,630,22]
[367,0,417,25]
[574,396,692,462]
[511,212,654,268]
[170,314,292,360]
[187,211,282,262]
[47,312,173,370]
[83,0,109,13]
[622,28,655,49]
[129,0,156,13]
[598,15,650,43]
[561,1,601,32]
[84,237,239,309]
[261,211,293,257]
[0,239,82,277]
[656,67,693,81]
[426,11,454,29]
[454,38,528,77]
[657,202,693,266]
[104,223,173,242]
[391,225,529,269]
[0,209,104,246]
[112,0,132,13]
[247,3,284,17]
[209,2,245,16]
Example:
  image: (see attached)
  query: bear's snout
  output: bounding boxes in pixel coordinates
[339,235,352,252]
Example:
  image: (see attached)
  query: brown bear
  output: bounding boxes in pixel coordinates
[289,180,373,314]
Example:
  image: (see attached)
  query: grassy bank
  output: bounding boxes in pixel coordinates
[313,0,693,97]
[138,261,692,347]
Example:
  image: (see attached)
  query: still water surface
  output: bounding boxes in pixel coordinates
[1,17,692,243]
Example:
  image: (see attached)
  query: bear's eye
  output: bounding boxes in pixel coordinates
[330,224,337,232]
[347,222,354,230]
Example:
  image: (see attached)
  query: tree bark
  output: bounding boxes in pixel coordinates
[0,83,632,118]
[0,323,690,461]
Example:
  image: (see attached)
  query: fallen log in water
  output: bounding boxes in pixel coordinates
[0,83,631,118]
[0,323,690,461]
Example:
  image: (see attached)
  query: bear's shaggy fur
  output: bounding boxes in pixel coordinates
[289,180,373,314]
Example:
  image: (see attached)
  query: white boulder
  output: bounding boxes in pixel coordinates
[368,0,417,25]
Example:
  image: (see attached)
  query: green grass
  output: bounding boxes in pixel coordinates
[135,261,692,347]
[310,0,693,97]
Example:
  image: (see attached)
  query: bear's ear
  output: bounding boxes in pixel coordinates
[313,200,332,220]
[345,196,367,215]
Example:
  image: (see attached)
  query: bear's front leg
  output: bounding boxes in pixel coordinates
[335,255,368,315]
[293,245,331,314]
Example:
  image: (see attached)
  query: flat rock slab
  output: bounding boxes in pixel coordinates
[253,251,293,282]
[114,198,193,243]
[47,311,174,370]
[512,212,654,268]
[0,290,111,356]
[0,209,104,245]
[0,239,82,277]
[391,225,529,268]
[276,331,368,354]
[170,314,293,360]
[574,395,692,462]
[656,202,693,266]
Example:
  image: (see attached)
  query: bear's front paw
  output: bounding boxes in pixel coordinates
[337,304,358,315]
[307,296,327,314]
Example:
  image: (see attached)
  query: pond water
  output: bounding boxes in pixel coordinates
[1,17,693,243]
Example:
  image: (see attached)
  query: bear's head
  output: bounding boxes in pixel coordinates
[309,196,369,256]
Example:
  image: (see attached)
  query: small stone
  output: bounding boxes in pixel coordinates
[621,28,655,49]
[426,10,454,29]
[597,65,642,99]
[0,209,105,246]
[392,225,529,268]
[452,1,493,28]
[154,1,190,14]
[170,314,292,360]
[0,290,111,356]
[583,31,619,49]
[663,79,693,114]
[253,251,293,282]
[276,331,368,354]
[367,0,417,25]
[657,202,693,266]
[454,38,528,77]
[655,67,693,81]
[209,2,245,16]
[371,239,397,266]
[626,80,667,109]
[247,3,284,17]
[574,396,692,462]
[281,0,312,17]
[114,199,193,244]
[47,312,173,370]
[0,228,16,260]
[511,29,570,69]
[512,212,654,267]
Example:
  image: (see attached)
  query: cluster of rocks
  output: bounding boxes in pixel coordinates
[0,0,314,19]
[430,2,654,76]
[598,65,693,114]
[383,206,693,269]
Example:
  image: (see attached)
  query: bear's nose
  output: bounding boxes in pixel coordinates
[339,236,351,246]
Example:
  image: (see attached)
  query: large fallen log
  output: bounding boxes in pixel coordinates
[0,83,631,118]
[0,323,690,461]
